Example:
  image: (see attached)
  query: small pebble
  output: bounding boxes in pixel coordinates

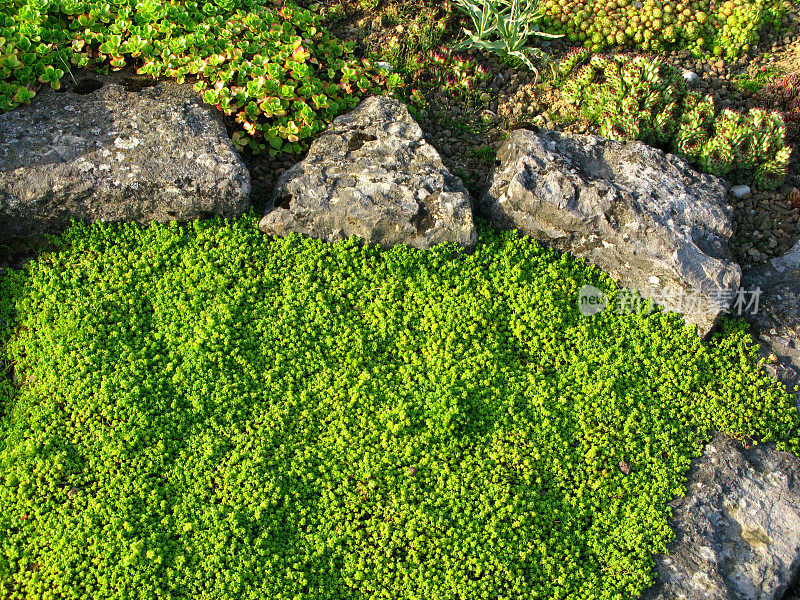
[682,69,698,84]
[731,185,751,199]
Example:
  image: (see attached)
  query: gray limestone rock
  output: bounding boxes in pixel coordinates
[259,96,476,250]
[741,240,800,399]
[481,129,741,337]
[642,433,800,600]
[0,78,250,240]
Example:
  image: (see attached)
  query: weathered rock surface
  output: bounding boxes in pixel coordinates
[642,433,800,600]
[259,96,477,250]
[741,239,800,399]
[480,129,741,337]
[0,77,250,240]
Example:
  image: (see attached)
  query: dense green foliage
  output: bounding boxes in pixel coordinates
[1,217,798,598]
[559,51,792,189]
[541,0,784,59]
[0,0,400,154]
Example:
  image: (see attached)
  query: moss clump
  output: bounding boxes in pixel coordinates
[1,217,798,599]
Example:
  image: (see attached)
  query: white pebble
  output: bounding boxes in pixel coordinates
[682,69,698,84]
[731,185,751,199]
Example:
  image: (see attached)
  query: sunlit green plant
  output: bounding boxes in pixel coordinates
[1,216,798,599]
[540,0,783,60]
[559,51,792,189]
[381,42,492,112]
[451,0,562,80]
[1,0,401,155]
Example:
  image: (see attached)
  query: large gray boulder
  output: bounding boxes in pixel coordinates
[259,96,477,250]
[741,240,800,400]
[481,129,741,337]
[642,433,800,600]
[0,78,250,239]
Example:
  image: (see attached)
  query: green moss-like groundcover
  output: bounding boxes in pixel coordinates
[1,216,798,600]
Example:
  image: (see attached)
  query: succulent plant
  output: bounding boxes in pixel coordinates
[728,127,758,170]
[753,149,790,190]
[540,0,784,60]
[1,0,401,156]
[757,72,800,144]
[699,135,735,176]
[600,113,640,141]
[674,127,709,162]
[653,102,679,143]
[561,52,688,146]
[788,187,800,208]
[396,45,492,110]
[559,51,792,189]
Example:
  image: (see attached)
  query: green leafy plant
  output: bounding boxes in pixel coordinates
[384,44,492,112]
[452,0,562,80]
[735,65,781,94]
[470,144,497,163]
[1,216,799,599]
[0,0,401,155]
[0,0,71,110]
[559,51,793,189]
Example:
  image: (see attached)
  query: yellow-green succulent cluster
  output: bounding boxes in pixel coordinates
[560,51,792,189]
[541,0,784,60]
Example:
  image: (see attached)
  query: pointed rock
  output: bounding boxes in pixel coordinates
[259,96,477,250]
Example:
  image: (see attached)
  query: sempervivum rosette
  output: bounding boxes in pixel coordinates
[674,126,709,162]
[600,114,640,141]
[699,136,735,177]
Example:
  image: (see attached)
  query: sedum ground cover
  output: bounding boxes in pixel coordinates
[1,217,799,599]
